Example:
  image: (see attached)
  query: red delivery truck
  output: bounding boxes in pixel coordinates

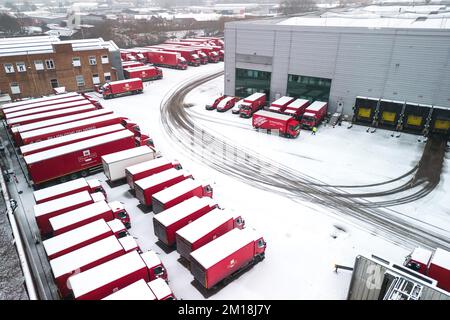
[134,169,192,207]
[21,124,126,156]
[151,179,213,214]
[153,196,218,247]
[404,247,450,292]
[147,278,176,300]
[300,101,328,129]
[126,157,182,190]
[33,177,105,204]
[176,208,245,261]
[143,50,187,70]
[43,219,127,260]
[34,190,105,236]
[283,98,310,119]
[68,250,167,300]
[268,96,295,113]
[147,46,200,66]
[100,78,143,99]
[205,95,226,111]
[50,236,127,298]
[216,96,237,112]
[24,130,136,186]
[121,61,145,69]
[189,228,266,289]
[20,114,137,145]
[123,66,163,81]
[49,200,130,235]
[102,278,175,300]
[184,45,219,63]
[252,110,300,138]
[239,93,266,118]
[102,145,158,183]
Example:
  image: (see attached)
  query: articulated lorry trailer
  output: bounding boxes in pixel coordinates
[123,65,163,81]
[146,46,200,66]
[99,78,143,99]
[252,110,300,138]
[141,50,187,70]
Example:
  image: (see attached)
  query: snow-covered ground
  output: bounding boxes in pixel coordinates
[79,63,449,299]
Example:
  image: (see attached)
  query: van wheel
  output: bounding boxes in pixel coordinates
[59,176,68,183]
[70,173,79,180]
[81,170,88,177]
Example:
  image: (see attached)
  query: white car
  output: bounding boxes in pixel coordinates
[232,99,245,114]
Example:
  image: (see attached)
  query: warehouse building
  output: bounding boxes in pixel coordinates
[224,5,450,130]
[0,36,123,99]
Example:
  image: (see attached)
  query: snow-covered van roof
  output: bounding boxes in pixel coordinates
[152,179,202,204]
[21,124,125,155]
[287,99,310,110]
[5,100,91,119]
[176,208,234,243]
[102,146,153,164]
[87,179,101,190]
[105,78,141,85]
[134,168,188,190]
[302,112,315,117]
[20,113,120,140]
[147,278,172,300]
[118,236,139,252]
[33,178,88,203]
[271,96,294,107]
[4,96,86,115]
[15,109,113,134]
[411,247,433,264]
[34,191,92,218]
[306,101,327,112]
[126,157,171,175]
[244,92,265,102]
[124,66,157,72]
[431,248,450,270]
[190,228,262,269]
[7,104,95,126]
[68,250,146,299]
[254,110,294,121]
[102,279,156,300]
[24,130,134,165]
[49,200,111,232]
[217,96,234,109]
[154,196,217,227]
[106,219,126,234]
[1,92,79,110]
[50,236,123,278]
[140,250,161,269]
[42,219,110,258]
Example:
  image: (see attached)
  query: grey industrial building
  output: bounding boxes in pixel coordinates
[224,6,450,117]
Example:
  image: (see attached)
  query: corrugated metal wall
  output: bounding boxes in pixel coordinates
[225,23,450,115]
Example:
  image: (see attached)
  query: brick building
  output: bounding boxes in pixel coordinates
[0,36,123,100]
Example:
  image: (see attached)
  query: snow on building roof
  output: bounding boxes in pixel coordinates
[118,236,139,252]
[190,228,262,269]
[5,100,92,120]
[306,101,327,112]
[49,200,111,231]
[21,124,125,155]
[411,247,433,264]
[254,110,294,121]
[176,208,234,243]
[24,130,134,165]
[147,278,172,300]
[106,219,126,234]
[217,96,234,109]
[431,248,450,270]
[140,250,161,269]
[68,250,146,299]
[4,96,85,115]
[42,219,110,257]
[102,146,153,164]
[7,104,95,126]
[134,168,188,190]
[244,92,265,102]
[34,191,92,218]
[271,96,294,107]
[33,178,88,203]
[50,236,123,278]
[102,279,156,300]
[154,196,217,227]
[16,109,113,134]
[287,99,310,110]
[152,179,202,204]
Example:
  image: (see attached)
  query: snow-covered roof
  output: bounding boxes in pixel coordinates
[107,201,124,213]
[6,100,92,120]
[91,192,105,203]
[147,278,172,300]
[50,236,123,278]
[102,146,153,164]
[24,130,134,164]
[68,250,146,299]
[140,250,161,269]
[102,279,156,300]
[4,96,85,115]
[287,99,310,110]
[190,228,262,269]
[152,179,202,204]
[303,112,315,117]
[49,200,110,232]
[20,113,120,141]
[244,92,265,102]
[34,191,92,218]
[154,196,217,227]
[431,248,450,270]
[42,219,110,257]
[33,178,88,203]
[16,109,113,134]
[134,168,188,190]
[21,124,125,155]
[176,208,235,243]
[271,96,294,107]
[126,157,171,175]
[106,219,126,234]
[7,104,95,126]
[1,92,78,110]
[410,247,433,264]
[87,179,101,189]
[306,101,327,112]
[254,110,294,121]
[118,236,139,252]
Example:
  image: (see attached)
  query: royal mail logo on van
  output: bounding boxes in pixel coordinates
[254,117,267,127]
[141,71,147,77]
[123,83,130,91]
[227,259,237,269]
[159,55,164,61]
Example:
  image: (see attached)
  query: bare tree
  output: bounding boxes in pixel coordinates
[279,0,317,15]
